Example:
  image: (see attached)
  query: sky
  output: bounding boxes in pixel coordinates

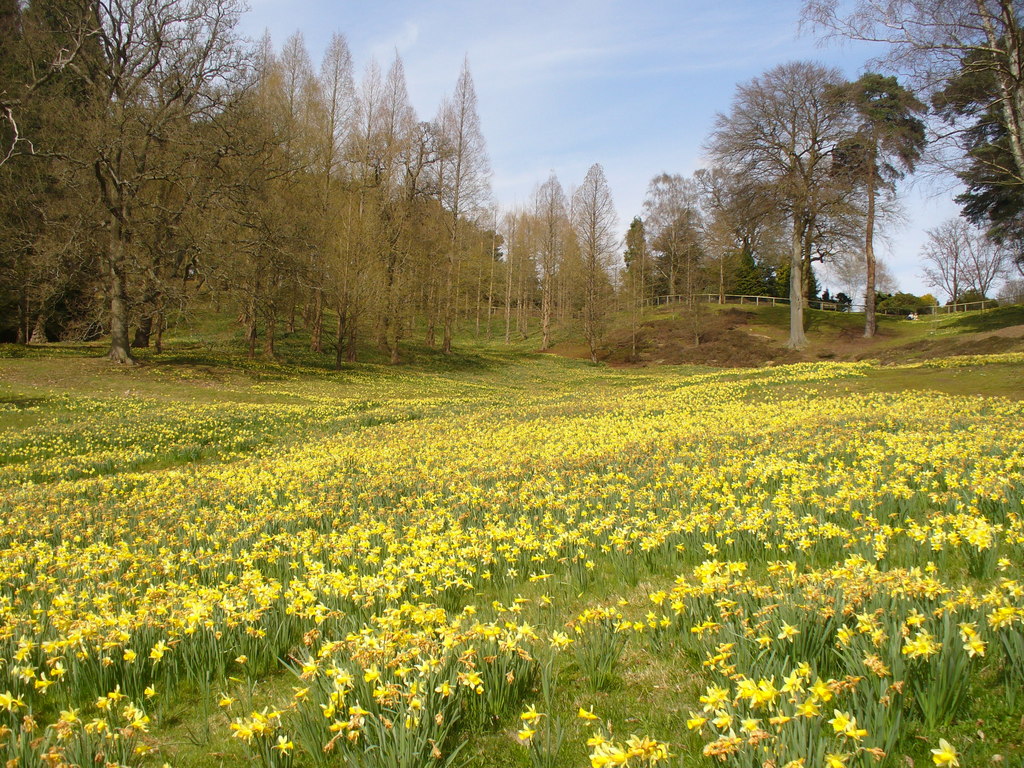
[239,0,967,297]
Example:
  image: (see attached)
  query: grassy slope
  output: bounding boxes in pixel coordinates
[592,302,1024,368]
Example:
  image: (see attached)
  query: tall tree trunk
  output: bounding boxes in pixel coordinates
[29,315,47,344]
[263,312,276,358]
[246,294,258,360]
[503,246,513,344]
[787,220,807,349]
[16,293,28,345]
[979,0,1024,181]
[154,310,165,354]
[474,256,483,338]
[346,312,358,363]
[133,315,152,348]
[486,235,496,339]
[286,295,296,335]
[541,282,551,350]
[864,147,878,338]
[389,312,400,364]
[442,254,455,354]
[425,277,436,347]
[310,288,323,352]
[335,310,345,370]
[106,226,135,365]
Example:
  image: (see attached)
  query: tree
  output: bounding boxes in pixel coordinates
[313,32,355,356]
[533,173,569,351]
[920,218,1007,301]
[572,163,617,363]
[43,0,248,363]
[622,216,651,361]
[833,73,926,337]
[708,61,851,348]
[642,173,703,298]
[435,57,491,354]
[696,167,786,301]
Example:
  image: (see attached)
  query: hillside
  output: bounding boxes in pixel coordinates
[572,303,1024,368]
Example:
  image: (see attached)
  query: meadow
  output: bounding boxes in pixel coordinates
[1,348,1022,768]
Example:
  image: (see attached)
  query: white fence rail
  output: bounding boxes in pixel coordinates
[647,294,1001,316]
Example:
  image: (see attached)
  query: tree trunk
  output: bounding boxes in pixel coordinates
[106,229,135,365]
[864,152,878,338]
[389,314,400,364]
[442,254,455,354]
[286,292,296,335]
[310,288,323,353]
[541,285,551,351]
[787,221,807,349]
[980,0,1024,182]
[263,310,276,358]
[246,293,258,360]
[425,278,436,347]
[154,310,165,354]
[335,310,345,370]
[132,315,152,348]
[29,315,47,344]
[16,293,27,345]
[346,313,358,363]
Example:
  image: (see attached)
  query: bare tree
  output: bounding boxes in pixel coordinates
[53,0,249,363]
[707,61,851,348]
[533,173,569,351]
[435,57,491,354]
[572,163,618,363]
[696,167,786,300]
[313,32,355,355]
[963,226,1010,296]
[920,217,1007,301]
[642,173,703,298]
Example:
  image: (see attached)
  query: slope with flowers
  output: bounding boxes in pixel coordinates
[0,351,1022,768]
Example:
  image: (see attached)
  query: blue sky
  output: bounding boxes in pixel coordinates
[240,0,964,296]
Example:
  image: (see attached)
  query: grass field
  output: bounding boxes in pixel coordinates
[1,340,1022,768]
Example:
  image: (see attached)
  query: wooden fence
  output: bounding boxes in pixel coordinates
[647,294,1001,316]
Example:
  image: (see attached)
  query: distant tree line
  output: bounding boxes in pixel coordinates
[1,0,1022,359]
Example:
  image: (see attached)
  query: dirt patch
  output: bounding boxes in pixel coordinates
[549,308,1024,370]
[597,312,804,368]
[982,323,1024,339]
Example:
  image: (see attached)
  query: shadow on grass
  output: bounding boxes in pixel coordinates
[938,305,1024,334]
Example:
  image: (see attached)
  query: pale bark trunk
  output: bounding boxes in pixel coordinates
[154,310,165,354]
[787,221,807,349]
[29,315,47,344]
[132,316,152,348]
[541,281,551,350]
[246,294,258,360]
[864,146,878,338]
[335,310,345,370]
[310,288,323,353]
[503,243,513,344]
[979,1,1024,182]
[106,224,135,365]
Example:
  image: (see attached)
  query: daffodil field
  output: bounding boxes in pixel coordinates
[1,353,1023,768]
